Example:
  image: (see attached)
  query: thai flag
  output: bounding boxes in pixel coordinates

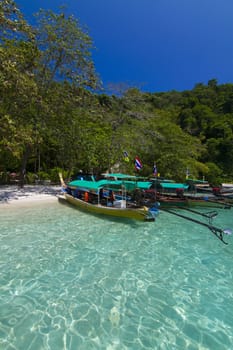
[134,156,142,171]
[153,163,157,176]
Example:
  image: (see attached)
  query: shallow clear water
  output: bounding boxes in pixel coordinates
[0,201,233,350]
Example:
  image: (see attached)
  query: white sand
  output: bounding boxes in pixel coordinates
[0,185,62,206]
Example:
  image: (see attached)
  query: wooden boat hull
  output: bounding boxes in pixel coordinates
[60,194,155,221]
[157,197,228,209]
[187,198,228,208]
[157,197,189,208]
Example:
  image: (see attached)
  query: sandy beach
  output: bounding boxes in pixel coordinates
[0,184,62,206]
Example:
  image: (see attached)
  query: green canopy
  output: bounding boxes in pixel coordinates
[68,178,152,192]
[68,179,113,191]
[159,182,189,190]
[102,173,138,179]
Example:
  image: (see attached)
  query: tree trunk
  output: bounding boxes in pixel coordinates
[18,144,31,188]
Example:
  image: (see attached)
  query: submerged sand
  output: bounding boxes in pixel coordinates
[0,185,62,206]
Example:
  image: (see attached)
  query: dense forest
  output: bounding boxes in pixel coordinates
[1,1,233,186]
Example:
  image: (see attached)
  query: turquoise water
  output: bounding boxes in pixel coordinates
[0,201,233,350]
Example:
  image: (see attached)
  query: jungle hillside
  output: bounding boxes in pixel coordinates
[1,1,233,186]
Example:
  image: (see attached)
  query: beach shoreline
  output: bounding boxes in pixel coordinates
[0,185,62,206]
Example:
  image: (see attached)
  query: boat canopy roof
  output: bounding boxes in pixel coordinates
[150,178,175,183]
[68,179,114,191]
[159,182,189,190]
[68,178,152,192]
[186,178,209,184]
[108,180,152,191]
[102,173,140,180]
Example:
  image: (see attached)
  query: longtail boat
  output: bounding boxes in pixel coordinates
[143,188,230,209]
[58,173,156,222]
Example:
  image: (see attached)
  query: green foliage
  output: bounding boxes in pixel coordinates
[37,170,50,181]
[48,167,66,183]
[1,4,233,186]
[205,162,223,186]
[0,0,33,40]
[25,172,37,184]
[34,8,99,89]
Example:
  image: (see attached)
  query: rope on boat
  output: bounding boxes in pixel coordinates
[162,208,229,245]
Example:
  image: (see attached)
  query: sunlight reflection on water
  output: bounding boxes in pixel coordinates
[0,201,233,349]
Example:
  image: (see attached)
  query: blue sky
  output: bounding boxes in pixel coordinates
[16,0,233,93]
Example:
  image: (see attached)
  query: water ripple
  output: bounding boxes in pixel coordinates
[0,202,233,349]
